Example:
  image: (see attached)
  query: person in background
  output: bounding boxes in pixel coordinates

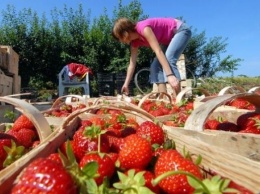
[112,17,191,95]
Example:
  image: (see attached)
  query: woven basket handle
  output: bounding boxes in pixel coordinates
[138,92,172,107]
[51,95,86,108]
[184,93,260,131]
[218,86,246,96]
[0,96,52,141]
[175,87,210,104]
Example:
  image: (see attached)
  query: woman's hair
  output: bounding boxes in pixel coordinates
[112,18,136,41]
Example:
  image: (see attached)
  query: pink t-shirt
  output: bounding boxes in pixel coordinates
[131,18,178,48]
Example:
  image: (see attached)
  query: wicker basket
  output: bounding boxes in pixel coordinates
[162,93,260,192]
[1,100,258,193]
[0,103,156,193]
[0,96,54,191]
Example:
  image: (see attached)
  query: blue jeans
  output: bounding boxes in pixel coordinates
[150,23,192,83]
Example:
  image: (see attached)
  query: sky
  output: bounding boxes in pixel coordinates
[0,0,260,77]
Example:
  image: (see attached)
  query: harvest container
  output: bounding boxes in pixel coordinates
[1,100,258,193]
[165,93,260,158]
[0,103,155,193]
[0,96,54,191]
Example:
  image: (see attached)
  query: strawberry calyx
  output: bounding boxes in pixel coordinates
[113,169,154,194]
[3,139,25,168]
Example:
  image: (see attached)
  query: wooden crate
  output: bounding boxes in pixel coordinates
[0,47,7,69]
[0,46,19,75]
[0,73,13,96]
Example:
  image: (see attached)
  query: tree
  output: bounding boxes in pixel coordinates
[0,0,243,92]
[184,30,242,78]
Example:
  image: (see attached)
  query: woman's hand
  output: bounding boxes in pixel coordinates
[121,84,129,95]
[167,75,181,94]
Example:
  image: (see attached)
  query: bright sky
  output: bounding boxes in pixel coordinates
[1,0,260,77]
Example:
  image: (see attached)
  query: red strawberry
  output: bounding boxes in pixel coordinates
[228,98,252,110]
[80,119,93,127]
[118,134,153,170]
[154,149,203,193]
[149,107,164,117]
[107,152,119,164]
[47,153,63,165]
[107,135,125,153]
[88,117,106,130]
[11,158,78,194]
[239,114,260,134]
[236,112,259,130]
[136,121,165,145]
[7,128,37,148]
[79,152,115,185]
[204,118,221,130]
[142,170,161,193]
[72,126,110,161]
[12,114,35,131]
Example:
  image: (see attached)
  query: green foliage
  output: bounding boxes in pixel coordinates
[4,110,16,122]
[197,77,260,95]
[0,0,247,95]
[185,31,242,78]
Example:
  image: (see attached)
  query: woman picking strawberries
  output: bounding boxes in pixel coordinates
[112,17,191,95]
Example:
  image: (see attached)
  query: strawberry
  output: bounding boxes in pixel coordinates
[149,106,164,117]
[118,134,153,170]
[204,118,221,130]
[72,125,110,161]
[154,149,203,193]
[228,180,254,194]
[107,135,125,153]
[88,117,106,130]
[227,98,254,110]
[107,152,119,164]
[80,119,93,127]
[11,158,78,194]
[239,114,260,134]
[236,112,259,130]
[136,121,165,145]
[47,153,63,165]
[79,152,115,185]
[12,114,35,131]
[142,170,161,193]
[7,128,37,148]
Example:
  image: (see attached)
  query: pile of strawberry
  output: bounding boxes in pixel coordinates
[204,111,260,134]
[225,97,256,110]
[0,114,39,170]
[140,98,194,119]
[43,103,87,117]
[9,108,252,193]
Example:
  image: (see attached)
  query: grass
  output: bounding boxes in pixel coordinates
[196,77,260,95]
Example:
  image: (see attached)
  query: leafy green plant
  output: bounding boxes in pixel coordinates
[4,110,16,122]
